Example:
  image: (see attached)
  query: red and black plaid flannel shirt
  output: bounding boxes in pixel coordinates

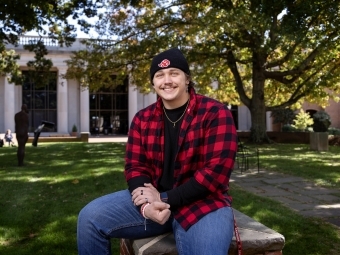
[125,88,238,230]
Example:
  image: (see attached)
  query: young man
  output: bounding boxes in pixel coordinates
[77,48,238,255]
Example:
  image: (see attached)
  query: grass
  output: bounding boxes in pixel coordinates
[0,142,127,255]
[0,142,339,255]
[230,184,340,255]
[254,143,340,189]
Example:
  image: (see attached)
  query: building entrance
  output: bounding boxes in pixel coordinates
[89,77,129,135]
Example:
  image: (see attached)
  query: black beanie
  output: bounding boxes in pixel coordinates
[150,48,190,81]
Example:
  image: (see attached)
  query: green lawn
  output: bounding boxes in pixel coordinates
[254,143,340,189]
[0,142,339,255]
[0,142,127,255]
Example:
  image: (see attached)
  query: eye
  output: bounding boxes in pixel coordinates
[171,72,179,76]
[155,73,163,78]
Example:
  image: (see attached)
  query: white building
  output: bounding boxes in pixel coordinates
[1,36,259,137]
[0,36,157,136]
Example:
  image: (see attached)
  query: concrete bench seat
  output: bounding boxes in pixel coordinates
[120,209,285,255]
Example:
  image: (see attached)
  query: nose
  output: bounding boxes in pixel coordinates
[164,74,172,84]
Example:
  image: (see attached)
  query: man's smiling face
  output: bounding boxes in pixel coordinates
[152,68,190,109]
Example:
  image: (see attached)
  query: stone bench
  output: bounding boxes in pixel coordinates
[120,209,285,255]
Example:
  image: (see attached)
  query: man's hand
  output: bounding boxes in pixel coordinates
[144,202,171,225]
[132,183,161,206]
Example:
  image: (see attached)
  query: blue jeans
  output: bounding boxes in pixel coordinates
[77,190,234,255]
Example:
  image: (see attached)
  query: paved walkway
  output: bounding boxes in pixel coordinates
[89,136,340,228]
[230,169,340,228]
[88,136,128,143]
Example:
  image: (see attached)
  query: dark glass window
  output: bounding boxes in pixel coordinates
[22,71,57,132]
[89,76,129,135]
[230,105,238,129]
[225,104,238,130]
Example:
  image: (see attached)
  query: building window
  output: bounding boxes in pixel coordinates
[225,104,238,129]
[22,71,57,132]
[89,77,129,135]
[230,105,238,129]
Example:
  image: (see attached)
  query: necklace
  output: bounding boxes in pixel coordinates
[163,100,189,128]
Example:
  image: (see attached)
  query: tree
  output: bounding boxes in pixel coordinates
[65,0,340,143]
[0,0,103,83]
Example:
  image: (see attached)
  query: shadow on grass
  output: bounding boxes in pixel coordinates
[2,142,340,255]
[0,143,127,255]
[230,184,340,255]
[248,143,340,188]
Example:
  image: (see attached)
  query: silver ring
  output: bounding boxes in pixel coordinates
[145,198,148,202]
[141,190,143,195]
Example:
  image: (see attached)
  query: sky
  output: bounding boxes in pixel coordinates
[24,15,100,39]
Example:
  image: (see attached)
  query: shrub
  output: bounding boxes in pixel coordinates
[271,108,296,125]
[312,111,331,132]
[291,109,313,131]
[282,124,299,132]
[328,127,340,135]
[72,124,78,132]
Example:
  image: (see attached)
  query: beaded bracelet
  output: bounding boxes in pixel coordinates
[140,203,148,215]
[141,202,151,231]
[142,202,151,219]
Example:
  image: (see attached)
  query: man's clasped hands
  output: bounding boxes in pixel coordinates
[131,183,171,225]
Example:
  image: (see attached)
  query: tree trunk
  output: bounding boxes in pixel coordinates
[248,53,270,143]
[249,104,268,143]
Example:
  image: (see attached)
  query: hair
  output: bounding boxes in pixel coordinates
[185,74,195,88]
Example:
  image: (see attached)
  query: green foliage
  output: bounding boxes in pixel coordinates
[0,0,104,82]
[24,41,54,87]
[0,44,22,84]
[0,0,102,45]
[328,127,340,136]
[312,110,331,132]
[270,108,296,125]
[291,109,314,131]
[282,124,299,132]
[72,124,78,132]
[65,0,340,143]
[313,111,331,122]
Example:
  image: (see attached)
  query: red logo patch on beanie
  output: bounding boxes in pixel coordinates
[158,59,170,68]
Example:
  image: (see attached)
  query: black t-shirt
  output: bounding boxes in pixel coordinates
[159,102,187,191]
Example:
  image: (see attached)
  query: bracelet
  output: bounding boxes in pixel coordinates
[140,202,150,212]
[142,202,151,219]
[140,202,149,214]
[140,203,147,214]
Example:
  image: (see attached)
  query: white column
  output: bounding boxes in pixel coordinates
[266,111,273,131]
[80,86,90,132]
[14,85,22,114]
[4,77,16,132]
[144,92,157,108]
[57,68,68,133]
[238,105,251,131]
